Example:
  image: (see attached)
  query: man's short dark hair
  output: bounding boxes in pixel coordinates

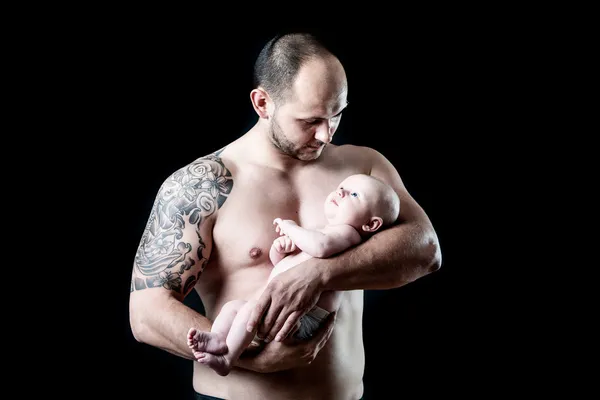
[253,32,334,104]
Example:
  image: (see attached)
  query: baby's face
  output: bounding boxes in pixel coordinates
[323,174,383,228]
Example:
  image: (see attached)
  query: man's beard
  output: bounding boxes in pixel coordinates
[269,116,324,161]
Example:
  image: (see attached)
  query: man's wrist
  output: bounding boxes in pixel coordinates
[236,348,265,373]
[312,257,330,291]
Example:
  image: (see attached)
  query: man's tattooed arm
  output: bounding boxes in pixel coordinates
[131,152,232,297]
[129,150,233,358]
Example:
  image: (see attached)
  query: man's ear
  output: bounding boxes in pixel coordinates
[362,217,383,233]
[250,87,272,119]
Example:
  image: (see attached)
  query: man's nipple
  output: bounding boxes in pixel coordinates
[249,247,262,259]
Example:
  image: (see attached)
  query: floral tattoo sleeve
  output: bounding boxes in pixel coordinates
[131,149,233,295]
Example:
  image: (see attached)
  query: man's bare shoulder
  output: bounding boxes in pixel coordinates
[167,147,233,190]
[181,147,230,175]
[153,148,234,221]
[326,143,382,164]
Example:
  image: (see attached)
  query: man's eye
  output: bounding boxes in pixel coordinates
[305,119,319,125]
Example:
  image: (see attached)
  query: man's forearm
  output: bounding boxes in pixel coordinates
[318,222,441,291]
[130,291,212,360]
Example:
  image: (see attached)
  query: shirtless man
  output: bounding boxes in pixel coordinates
[186,174,401,377]
[129,32,442,400]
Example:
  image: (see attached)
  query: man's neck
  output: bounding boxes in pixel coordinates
[244,123,314,172]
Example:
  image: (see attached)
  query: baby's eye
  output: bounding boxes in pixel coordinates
[351,192,358,197]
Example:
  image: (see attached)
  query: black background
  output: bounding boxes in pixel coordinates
[43,18,520,399]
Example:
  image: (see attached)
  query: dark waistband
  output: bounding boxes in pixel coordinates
[195,392,225,400]
[195,390,363,400]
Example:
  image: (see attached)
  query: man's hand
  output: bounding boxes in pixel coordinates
[236,311,336,373]
[246,258,323,342]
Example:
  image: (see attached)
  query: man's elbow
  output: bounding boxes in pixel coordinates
[129,295,156,344]
[422,233,442,274]
[406,235,442,281]
[129,308,148,343]
[387,232,441,288]
[428,248,442,273]
[428,235,442,272]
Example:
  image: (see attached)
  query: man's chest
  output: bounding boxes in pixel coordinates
[211,166,352,266]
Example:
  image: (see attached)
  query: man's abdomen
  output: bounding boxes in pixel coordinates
[193,291,365,400]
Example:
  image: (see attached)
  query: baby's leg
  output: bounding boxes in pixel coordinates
[195,299,259,376]
[267,251,312,283]
[222,299,259,360]
[187,299,246,354]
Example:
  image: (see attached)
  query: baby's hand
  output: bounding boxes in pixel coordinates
[273,235,296,254]
[273,218,297,236]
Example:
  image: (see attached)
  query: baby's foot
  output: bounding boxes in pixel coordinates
[194,351,232,376]
[187,328,227,354]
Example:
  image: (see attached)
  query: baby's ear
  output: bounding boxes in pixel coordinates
[362,217,383,233]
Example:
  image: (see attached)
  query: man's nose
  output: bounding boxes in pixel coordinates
[315,121,333,144]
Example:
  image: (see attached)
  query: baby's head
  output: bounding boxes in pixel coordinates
[324,174,400,235]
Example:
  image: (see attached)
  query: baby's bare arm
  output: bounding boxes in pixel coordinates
[273,218,361,258]
[269,236,297,265]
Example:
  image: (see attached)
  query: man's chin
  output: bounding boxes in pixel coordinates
[296,154,320,161]
[297,147,324,160]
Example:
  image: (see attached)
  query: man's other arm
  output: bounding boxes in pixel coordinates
[318,146,441,290]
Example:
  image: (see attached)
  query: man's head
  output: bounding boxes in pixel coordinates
[324,174,401,235]
[251,33,348,161]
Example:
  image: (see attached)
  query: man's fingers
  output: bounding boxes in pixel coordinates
[258,304,283,338]
[246,296,271,333]
[265,311,290,343]
[290,319,301,337]
[274,311,302,342]
[316,311,336,348]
